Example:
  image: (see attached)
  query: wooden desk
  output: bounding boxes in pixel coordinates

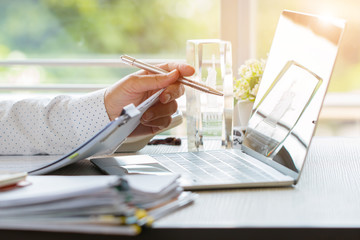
[3,137,360,240]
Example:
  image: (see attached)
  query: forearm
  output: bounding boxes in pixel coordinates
[0,89,110,155]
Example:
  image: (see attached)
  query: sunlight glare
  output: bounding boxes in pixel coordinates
[318,10,337,25]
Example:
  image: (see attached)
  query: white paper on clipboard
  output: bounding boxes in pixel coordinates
[25,89,165,175]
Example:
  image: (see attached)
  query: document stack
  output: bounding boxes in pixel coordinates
[0,174,196,235]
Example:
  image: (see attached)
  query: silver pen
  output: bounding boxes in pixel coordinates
[120,55,223,96]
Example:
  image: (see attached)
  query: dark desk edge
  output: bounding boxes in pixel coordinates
[3,227,360,240]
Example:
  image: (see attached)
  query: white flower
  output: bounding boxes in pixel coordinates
[250,83,260,97]
[234,58,266,102]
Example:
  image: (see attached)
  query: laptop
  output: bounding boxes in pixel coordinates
[91,10,346,190]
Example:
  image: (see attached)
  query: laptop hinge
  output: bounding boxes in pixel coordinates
[242,145,299,180]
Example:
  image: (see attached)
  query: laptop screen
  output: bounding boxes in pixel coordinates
[243,10,345,179]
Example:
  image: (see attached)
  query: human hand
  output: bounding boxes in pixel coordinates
[104,62,195,137]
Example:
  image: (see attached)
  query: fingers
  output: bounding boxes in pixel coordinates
[123,62,194,95]
[129,124,165,137]
[141,100,178,124]
[125,69,180,93]
[159,82,185,104]
[157,62,195,77]
[104,62,188,122]
[130,115,172,137]
[137,62,195,77]
[141,116,172,129]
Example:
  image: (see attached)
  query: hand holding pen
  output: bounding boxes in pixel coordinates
[120,55,224,96]
[104,57,194,135]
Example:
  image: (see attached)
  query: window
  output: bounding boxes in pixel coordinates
[0,0,220,89]
[1,0,359,136]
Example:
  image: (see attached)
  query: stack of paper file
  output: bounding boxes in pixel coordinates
[0,174,196,235]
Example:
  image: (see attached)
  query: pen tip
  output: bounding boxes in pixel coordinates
[212,91,224,96]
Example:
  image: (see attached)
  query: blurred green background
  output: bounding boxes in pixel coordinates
[0,0,359,93]
[0,0,219,85]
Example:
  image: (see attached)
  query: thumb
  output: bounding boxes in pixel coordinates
[130,69,179,93]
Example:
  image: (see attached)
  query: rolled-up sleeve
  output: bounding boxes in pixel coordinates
[0,89,111,155]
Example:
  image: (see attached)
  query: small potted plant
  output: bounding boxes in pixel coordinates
[233,58,266,127]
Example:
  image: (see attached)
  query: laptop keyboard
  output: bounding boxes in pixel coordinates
[150,150,279,184]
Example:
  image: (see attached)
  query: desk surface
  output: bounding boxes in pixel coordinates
[3,137,360,240]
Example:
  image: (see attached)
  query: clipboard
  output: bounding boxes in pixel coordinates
[28,89,165,175]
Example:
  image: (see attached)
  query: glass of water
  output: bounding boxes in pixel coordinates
[186,39,233,151]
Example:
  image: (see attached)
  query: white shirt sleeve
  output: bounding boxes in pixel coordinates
[0,89,111,155]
